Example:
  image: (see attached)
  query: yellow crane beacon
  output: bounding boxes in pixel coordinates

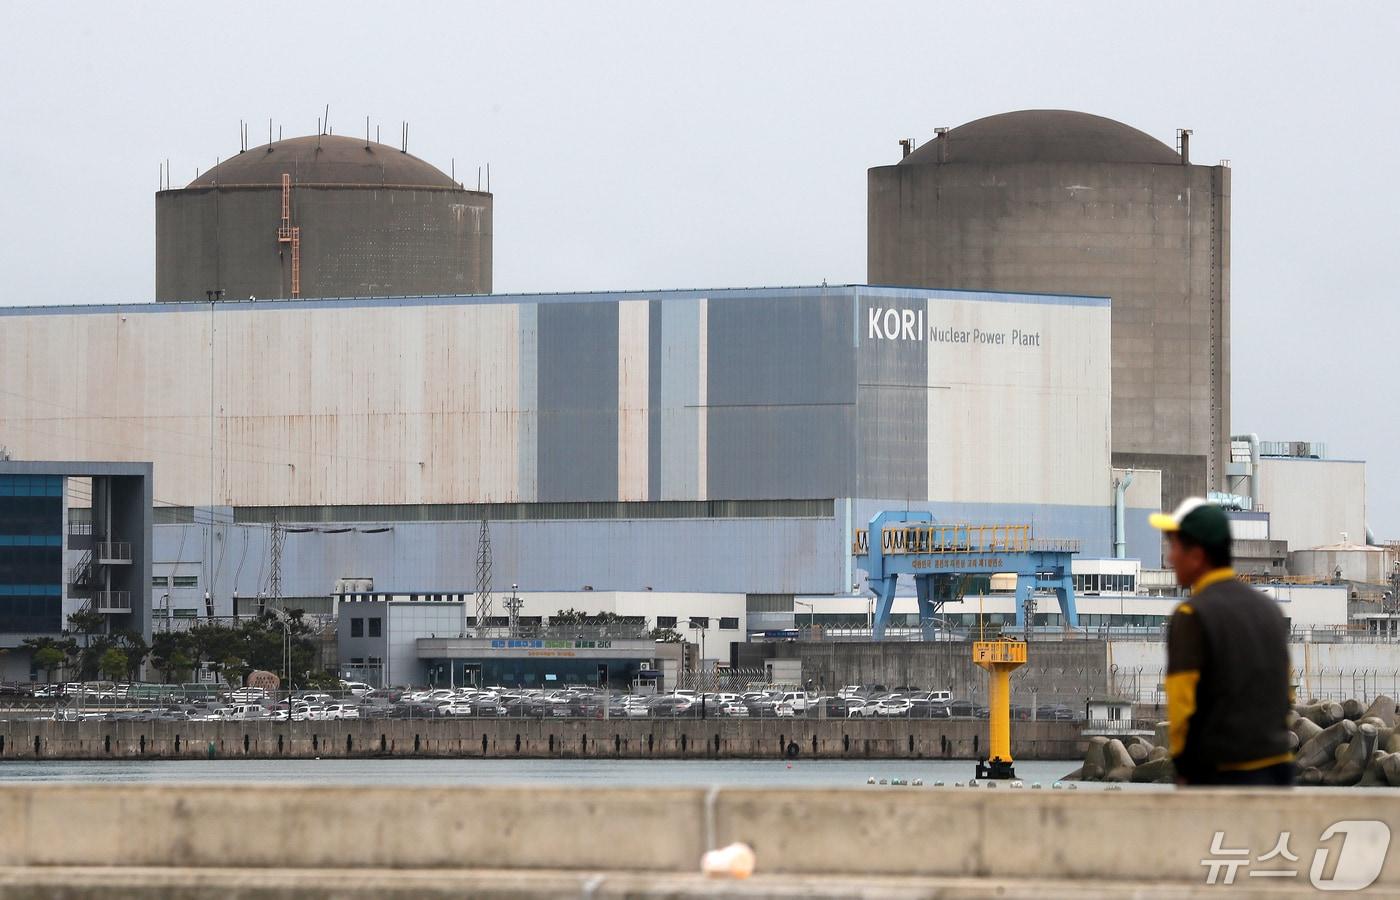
[973,638,1027,780]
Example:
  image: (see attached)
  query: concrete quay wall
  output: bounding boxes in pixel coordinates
[0,718,1085,761]
[0,784,1397,898]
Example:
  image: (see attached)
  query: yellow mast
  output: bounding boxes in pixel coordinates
[972,638,1027,779]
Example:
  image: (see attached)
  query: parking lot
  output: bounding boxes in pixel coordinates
[1,681,1085,722]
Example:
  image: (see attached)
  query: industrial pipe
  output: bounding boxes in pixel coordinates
[1232,433,1261,511]
[1113,470,1135,559]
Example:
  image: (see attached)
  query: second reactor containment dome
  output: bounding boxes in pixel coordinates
[156,134,492,301]
[868,109,1229,509]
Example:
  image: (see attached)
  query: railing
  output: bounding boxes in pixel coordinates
[67,522,92,536]
[93,590,132,612]
[67,549,93,588]
[852,524,1080,557]
[95,542,132,564]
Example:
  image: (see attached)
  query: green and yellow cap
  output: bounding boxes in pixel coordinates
[1149,497,1232,548]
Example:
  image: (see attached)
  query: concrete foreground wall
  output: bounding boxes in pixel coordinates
[0,718,1084,761]
[0,784,1396,898]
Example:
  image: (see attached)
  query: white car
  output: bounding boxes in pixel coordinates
[323,703,360,720]
[339,681,373,697]
[438,701,474,717]
[721,702,749,717]
[875,698,913,717]
[836,685,864,700]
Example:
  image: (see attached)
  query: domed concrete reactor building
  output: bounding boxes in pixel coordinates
[156,134,491,301]
[868,110,1229,508]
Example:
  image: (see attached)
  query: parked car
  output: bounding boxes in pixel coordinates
[809,697,862,718]
[339,681,373,697]
[647,696,694,717]
[777,691,811,713]
[874,697,913,717]
[322,703,360,720]
[720,702,749,718]
[835,685,864,700]
[1036,704,1078,721]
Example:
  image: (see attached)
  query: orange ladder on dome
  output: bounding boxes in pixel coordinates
[276,173,301,298]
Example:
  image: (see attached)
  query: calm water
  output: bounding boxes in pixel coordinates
[0,757,1139,789]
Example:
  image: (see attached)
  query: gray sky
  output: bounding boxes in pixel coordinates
[2,1,1397,535]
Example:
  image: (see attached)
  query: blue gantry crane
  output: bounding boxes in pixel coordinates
[853,510,1080,640]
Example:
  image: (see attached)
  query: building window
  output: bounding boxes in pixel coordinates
[350,658,364,666]
[151,576,169,588]
[172,575,198,588]
[719,617,739,630]
[367,656,382,668]
[689,616,710,629]
[656,616,677,629]
[173,608,197,618]
[351,617,364,638]
[368,617,382,638]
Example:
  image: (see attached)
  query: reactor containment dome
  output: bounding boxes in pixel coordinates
[156,134,492,301]
[868,109,1229,510]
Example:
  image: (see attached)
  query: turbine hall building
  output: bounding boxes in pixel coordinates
[0,285,1160,642]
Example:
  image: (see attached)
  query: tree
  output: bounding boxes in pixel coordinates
[112,629,150,681]
[150,632,194,683]
[66,609,106,646]
[98,648,128,682]
[648,627,683,643]
[33,646,65,683]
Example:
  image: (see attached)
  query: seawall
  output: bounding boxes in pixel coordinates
[0,783,1395,897]
[0,718,1085,761]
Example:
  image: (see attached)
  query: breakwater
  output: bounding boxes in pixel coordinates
[0,718,1085,761]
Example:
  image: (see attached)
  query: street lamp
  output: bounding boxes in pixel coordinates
[265,606,294,695]
[794,600,815,636]
[688,618,707,719]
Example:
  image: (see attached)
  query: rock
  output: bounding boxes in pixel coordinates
[1082,736,1108,781]
[1324,724,1376,787]
[1296,702,1344,727]
[1290,716,1323,744]
[1381,754,1400,787]
[1060,766,1083,782]
[1285,730,1300,752]
[1296,719,1358,770]
[1299,766,1323,786]
[1127,742,1149,763]
[1336,743,1350,766]
[1148,746,1170,762]
[1363,696,1396,728]
[1386,732,1400,755]
[1131,757,1175,783]
[1342,699,1366,721]
[1358,751,1389,787]
[1153,721,1170,747]
[1104,739,1135,782]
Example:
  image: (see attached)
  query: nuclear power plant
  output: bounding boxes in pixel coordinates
[156,134,492,301]
[868,110,1230,510]
[0,108,1387,690]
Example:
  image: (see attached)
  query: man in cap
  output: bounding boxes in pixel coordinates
[1153,498,1293,786]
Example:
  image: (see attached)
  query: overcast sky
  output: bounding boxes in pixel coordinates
[1,2,1397,535]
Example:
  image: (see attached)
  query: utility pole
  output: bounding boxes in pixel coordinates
[474,520,493,636]
[269,514,285,614]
